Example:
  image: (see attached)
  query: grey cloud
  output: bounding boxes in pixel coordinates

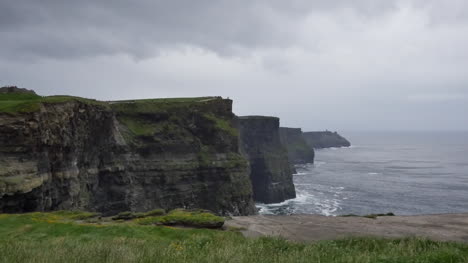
[1,0,468,131]
[0,0,404,60]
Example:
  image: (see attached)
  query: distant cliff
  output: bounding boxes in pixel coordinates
[279,128,315,164]
[238,117,296,204]
[303,131,351,149]
[0,89,256,215]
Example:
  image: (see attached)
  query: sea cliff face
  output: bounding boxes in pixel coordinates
[238,116,296,204]
[279,127,315,164]
[0,92,256,216]
[303,131,351,149]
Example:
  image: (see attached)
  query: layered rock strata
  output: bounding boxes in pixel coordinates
[0,92,256,216]
[279,127,315,164]
[238,116,296,204]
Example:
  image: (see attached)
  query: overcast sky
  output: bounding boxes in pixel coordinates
[1,0,467,131]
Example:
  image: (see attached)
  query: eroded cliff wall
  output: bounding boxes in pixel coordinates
[238,116,296,204]
[303,131,351,149]
[0,94,256,216]
[279,127,315,164]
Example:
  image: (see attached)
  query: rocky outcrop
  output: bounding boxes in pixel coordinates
[303,131,351,149]
[279,128,315,164]
[238,116,296,204]
[0,86,36,95]
[0,94,256,216]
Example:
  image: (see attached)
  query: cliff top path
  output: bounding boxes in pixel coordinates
[225,213,468,243]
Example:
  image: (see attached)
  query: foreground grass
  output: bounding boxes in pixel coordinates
[1,212,468,263]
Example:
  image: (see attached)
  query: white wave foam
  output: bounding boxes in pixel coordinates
[314,161,327,168]
[256,204,275,215]
[257,185,346,216]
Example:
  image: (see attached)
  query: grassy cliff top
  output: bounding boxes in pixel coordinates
[0,91,238,147]
[110,96,221,104]
[109,96,225,115]
[0,92,105,113]
[0,90,225,114]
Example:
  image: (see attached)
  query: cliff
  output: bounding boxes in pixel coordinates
[303,131,351,149]
[0,90,256,216]
[279,127,315,164]
[238,116,296,204]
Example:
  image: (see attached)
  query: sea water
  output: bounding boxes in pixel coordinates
[257,131,468,216]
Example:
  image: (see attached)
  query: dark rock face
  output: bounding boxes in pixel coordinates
[303,131,351,149]
[279,128,315,164]
[238,116,296,204]
[0,97,256,216]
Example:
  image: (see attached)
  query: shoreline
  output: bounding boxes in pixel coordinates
[225,213,468,243]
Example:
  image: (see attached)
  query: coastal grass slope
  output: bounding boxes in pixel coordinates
[1,212,468,263]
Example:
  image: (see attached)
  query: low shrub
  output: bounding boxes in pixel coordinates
[144,209,166,217]
[111,211,146,221]
[136,209,224,229]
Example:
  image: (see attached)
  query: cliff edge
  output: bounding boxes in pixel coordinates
[0,90,256,215]
[279,127,315,164]
[238,116,296,204]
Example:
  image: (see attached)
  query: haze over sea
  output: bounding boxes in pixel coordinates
[258,131,468,216]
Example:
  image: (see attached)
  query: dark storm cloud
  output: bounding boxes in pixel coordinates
[0,0,401,60]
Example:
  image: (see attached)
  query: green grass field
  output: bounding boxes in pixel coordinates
[1,212,468,263]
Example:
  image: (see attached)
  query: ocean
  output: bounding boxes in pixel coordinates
[257,131,468,216]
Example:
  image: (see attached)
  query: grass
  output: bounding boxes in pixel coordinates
[0,92,218,114]
[111,96,218,104]
[135,209,225,228]
[111,209,224,229]
[116,116,160,137]
[1,212,468,262]
[204,112,239,137]
[0,92,106,114]
[109,97,220,116]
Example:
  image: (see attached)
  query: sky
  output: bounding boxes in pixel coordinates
[1,0,468,131]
